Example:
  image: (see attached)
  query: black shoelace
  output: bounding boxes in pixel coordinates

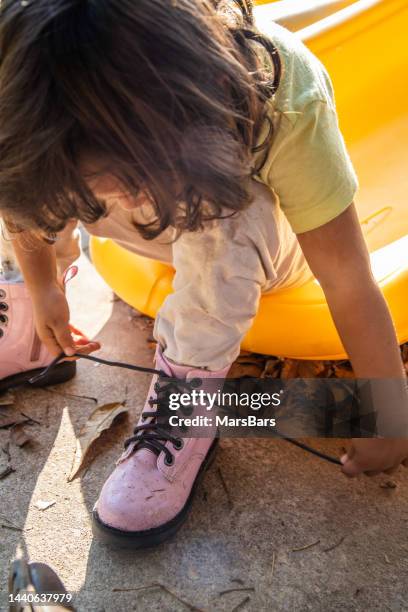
[29,353,341,466]
[124,375,202,465]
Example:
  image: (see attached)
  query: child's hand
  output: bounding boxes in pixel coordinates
[341,438,408,477]
[31,283,100,358]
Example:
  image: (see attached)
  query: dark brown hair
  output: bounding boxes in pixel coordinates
[0,0,280,238]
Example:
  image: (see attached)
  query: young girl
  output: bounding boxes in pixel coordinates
[1,0,407,548]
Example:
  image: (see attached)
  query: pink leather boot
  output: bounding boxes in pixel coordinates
[0,281,76,393]
[93,345,230,548]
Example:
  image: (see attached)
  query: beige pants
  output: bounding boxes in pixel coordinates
[1,181,312,370]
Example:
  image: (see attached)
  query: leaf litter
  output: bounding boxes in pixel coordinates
[0,391,15,406]
[68,401,128,481]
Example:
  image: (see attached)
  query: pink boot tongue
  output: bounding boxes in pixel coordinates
[118,351,193,465]
[118,347,227,466]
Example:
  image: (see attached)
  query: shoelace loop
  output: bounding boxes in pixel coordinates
[28,352,342,466]
[124,373,198,464]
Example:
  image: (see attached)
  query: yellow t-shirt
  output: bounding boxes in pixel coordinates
[252,22,358,234]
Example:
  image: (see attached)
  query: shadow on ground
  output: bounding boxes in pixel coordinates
[1,255,408,612]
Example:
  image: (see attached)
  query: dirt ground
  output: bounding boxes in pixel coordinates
[1,253,408,612]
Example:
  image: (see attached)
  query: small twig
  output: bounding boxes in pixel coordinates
[269,551,276,583]
[231,596,251,611]
[0,465,15,480]
[323,536,346,553]
[20,412,41,426]
[112,582,204,611]
[0,511,24,530]
[112,587,146,592]
[292,539,320,552]
[42,387,98,403]
[1,522,23,532]
[156,584,204,611]
[219,588,254,597]
[45,405,50,428]
[1,441,11,462]
[1,414,35,430]
[0,512,20,524]
[216,467,233,509]
[0,418,29,430]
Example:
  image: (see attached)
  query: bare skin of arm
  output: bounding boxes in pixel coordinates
[12,231,99,357]
[297,203,408,477]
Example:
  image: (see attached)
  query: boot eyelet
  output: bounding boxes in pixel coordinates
[0,302,8,311]
[164,455,174,466]
[0,314,8,325]
[190,377,202,389]
[173,439,184,451]
[0,289,6,299]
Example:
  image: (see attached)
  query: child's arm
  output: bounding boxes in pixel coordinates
[13,232,99,357]
[297,203,408,476]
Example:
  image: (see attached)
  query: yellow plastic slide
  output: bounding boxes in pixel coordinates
[255,0,355,30]
[90,0,408,360]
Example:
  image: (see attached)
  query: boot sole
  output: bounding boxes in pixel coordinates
[0,361,76,394]
[92,438,219,549]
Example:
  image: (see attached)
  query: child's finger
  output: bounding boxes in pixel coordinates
[70,326,101,351]
[53,323,75,357]
[73,335,95,348]
[340,455,364,477]
[74,341,101,355]
[41,328,66,358]
[57,342,100,363]
[69,324,101,351]
[69,324,91,343]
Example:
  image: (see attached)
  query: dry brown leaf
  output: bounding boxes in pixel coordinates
[261,358,281,378]
[228,352,268,378]
[212,340,408,384]
[236,353,265,365]
[380,480,397,489]
[297,361,327,378]
[228,361,264,378]
[280,359,300,379]
[333,365,355,378]
[0,392,15,407]
[68,402,127,481]
[10,424,31,447]
[238,350,254,357]
[0,414,28,430]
